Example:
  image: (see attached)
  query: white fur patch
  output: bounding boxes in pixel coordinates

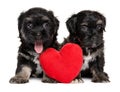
[19,52,30,60]
[28,51,42,74]
[81,48,103,70]
[33,55,42,74]
[82,52,94,70]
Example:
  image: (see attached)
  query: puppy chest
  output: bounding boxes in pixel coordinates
[81,54,95,70]
[33,55,42,74]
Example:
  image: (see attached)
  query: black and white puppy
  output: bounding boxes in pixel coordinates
[9,7,59,83]
[65,10,109,82]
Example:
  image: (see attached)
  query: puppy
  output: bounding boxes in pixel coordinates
[65,10,109,82]
[9,7,59,83]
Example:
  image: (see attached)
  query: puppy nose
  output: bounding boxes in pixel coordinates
[37,33,41,36]
[36,33,42,40]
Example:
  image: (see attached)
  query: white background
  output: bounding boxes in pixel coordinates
[0,0,120,92]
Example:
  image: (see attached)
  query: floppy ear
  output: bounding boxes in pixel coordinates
[66,14,77,34]
[101,15,106,32]
[53,17,59,33]
[94,11,106,31]
[48,11,59,32]
[18,12,25,31]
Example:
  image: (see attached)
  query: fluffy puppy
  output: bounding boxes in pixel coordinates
[9,7,59,83]
[65,10,109,82]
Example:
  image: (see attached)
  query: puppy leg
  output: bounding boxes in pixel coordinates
[91,70,109,82]
[42,73,58,83]
[90,56,110,82]
[71,73,84,83]
[9,65,32,84]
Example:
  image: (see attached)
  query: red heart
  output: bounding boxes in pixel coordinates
[39,43,83,83]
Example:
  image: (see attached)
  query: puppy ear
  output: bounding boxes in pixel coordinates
[54,17,59,32]
[66,14,77,34]
[18,12,25,31]
[48,11,59,32]
[102,15,106,32]
[94,11,106,32]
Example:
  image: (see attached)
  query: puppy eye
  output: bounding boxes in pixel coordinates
[26,23,33,30]
[43,23,49,29]
[81,25,88,31]
[96,24,102,30]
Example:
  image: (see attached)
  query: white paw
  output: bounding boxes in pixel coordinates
[71,79,84,83]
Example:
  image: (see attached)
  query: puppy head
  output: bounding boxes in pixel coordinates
[66,10,106,48]
[18,8,59,53]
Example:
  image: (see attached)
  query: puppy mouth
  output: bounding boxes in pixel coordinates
[34,40,43,54]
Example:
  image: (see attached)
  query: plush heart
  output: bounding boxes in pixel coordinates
[39,43,83,83]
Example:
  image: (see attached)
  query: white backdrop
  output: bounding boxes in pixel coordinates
[0,0,120,92]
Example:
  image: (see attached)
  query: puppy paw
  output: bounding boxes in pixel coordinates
[71,79,84,83]
[42,77,57,83]
[92,72,110,83]
[9,76,29,84]
[42,78,57,83]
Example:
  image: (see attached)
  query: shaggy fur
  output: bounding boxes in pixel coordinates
[65,10,110,82]
[9,7,59,83]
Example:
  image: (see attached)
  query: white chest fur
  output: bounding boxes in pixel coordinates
[28,51,42,74]
[33,55,42,74]
[81,53,94,70]
[81,48,103,70]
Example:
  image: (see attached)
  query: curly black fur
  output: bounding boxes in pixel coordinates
[9,7,59,83]
[65,10,109,82]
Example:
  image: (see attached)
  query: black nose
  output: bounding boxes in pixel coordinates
[37,33,41,36]
[35,32,42,40]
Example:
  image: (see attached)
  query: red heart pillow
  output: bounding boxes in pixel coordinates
[39,43,83,83]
